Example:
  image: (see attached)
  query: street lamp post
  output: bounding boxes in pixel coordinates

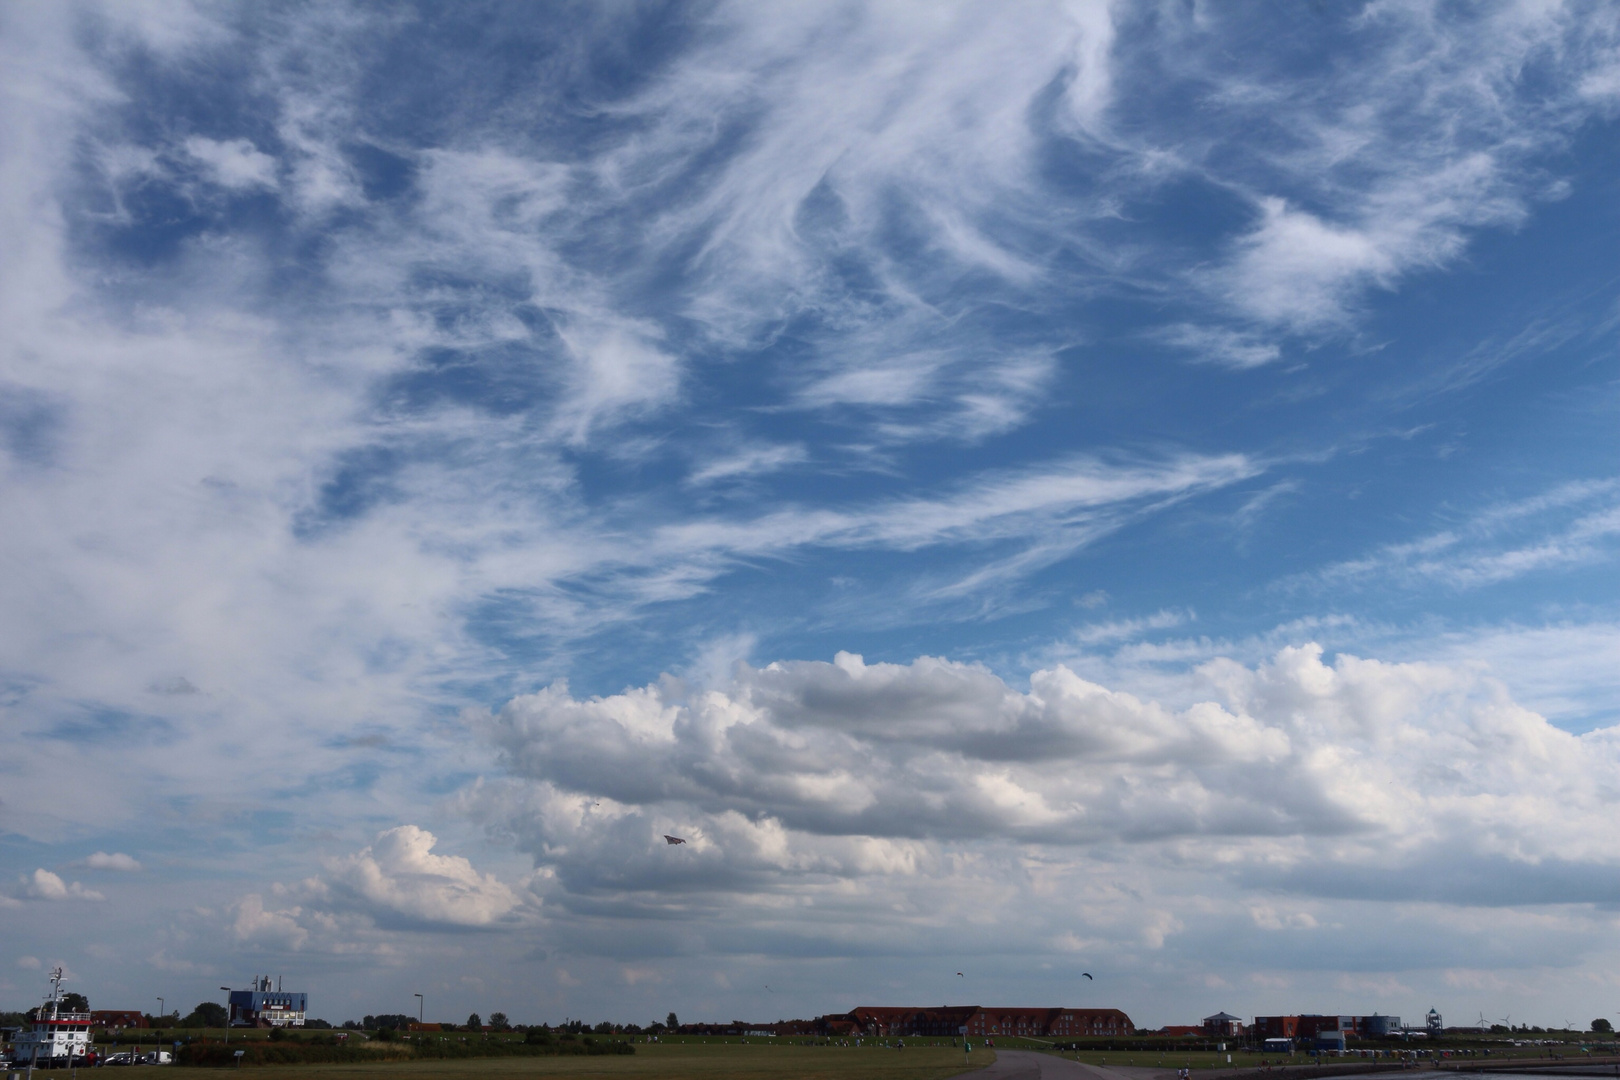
[414,995,423,1024]
[220,988,232,1044]
[157,998,164,1026]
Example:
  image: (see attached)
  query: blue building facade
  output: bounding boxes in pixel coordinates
[228,977,307,1027]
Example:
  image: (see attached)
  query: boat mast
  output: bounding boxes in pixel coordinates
[26,967,64,1080]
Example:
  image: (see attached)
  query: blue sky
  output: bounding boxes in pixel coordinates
[3,0,1620,1031]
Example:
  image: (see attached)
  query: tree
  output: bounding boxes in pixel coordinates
[182,1002,228,1028]
[62,993,89,1012]
[667,1012,678,1031]
[1593,1019,1613,1034]
[467,1013,483,1030]
[489,1012,510,1031]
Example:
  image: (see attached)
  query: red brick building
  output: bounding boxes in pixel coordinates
[91,1011,147,1029]
[846,1006,979,1037]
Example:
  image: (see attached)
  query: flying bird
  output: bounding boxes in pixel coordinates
[663,835,687,845]
[1082,973,1093,980]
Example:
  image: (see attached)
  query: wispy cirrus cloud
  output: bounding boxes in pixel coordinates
[1154,324,1282,370]
[1072,609,1191,646]
[1308,479,1620,591]
[1162,2,1620,333]
[686,443,809,488]
[182,136,278,191]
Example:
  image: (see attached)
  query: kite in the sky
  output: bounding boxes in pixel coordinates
[663,835,687,845]
[1082,973,1093,980]
[957,972,964,977]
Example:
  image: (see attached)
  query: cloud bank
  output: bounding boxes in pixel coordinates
[473,645,1620,927]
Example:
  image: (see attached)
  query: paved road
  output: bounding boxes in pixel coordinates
[966,1050,1175,1080]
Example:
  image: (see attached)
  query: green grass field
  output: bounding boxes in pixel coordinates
[176,1042,993,1080]
[81,1028,1620,1077]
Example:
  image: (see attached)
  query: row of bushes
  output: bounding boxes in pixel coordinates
[178,1045,413,1067]
[178,1037,635,1067]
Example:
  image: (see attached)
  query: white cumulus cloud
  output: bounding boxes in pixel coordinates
[19,869,105,902]
[322,826,526,929]
[80,851,142,872]
[231,894,310,950]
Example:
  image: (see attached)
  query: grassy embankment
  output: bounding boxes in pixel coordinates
[94,1027,1620,1075]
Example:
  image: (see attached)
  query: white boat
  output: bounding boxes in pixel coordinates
[5,968,93,1069]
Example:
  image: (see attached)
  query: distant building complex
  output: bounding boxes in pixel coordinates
[675,1003,1438,1047]
[679,1005,1132,1039]
[1253,1015,1402,1042]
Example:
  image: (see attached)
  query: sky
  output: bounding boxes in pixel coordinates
[2,0,1620,1033]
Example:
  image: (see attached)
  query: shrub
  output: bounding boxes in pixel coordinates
[181,1003,227,1028]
